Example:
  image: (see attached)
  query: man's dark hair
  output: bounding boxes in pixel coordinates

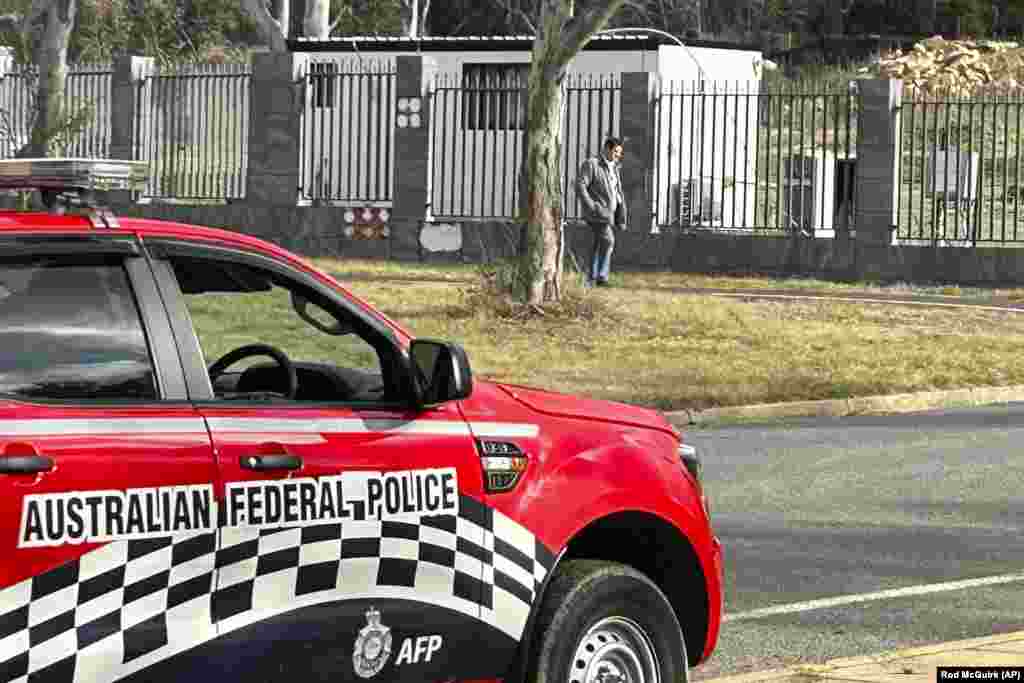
[604,136,623,150]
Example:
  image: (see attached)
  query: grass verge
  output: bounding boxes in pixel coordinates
[295,259,1024,411]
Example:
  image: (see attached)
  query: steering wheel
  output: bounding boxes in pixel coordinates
[208,343,298,400]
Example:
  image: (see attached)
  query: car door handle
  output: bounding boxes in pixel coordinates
[0,454,54,474]
[239,454,303,471]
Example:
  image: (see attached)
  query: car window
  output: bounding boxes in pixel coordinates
[168,255,388,403]
[0,256,158,400]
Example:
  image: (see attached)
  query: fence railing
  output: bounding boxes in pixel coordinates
[299,59,395,204]
[898,94,1024,244]
[430,73,619,220]
[23,60,1024,250]
[135,62,250,201]
[561,75,621,220]
[0,63,112,159]
[653,81,858,235]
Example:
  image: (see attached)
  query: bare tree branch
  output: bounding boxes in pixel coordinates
[329,8,348,33]
[398,0,420,37]
[420,0,431,35]
[519,8,536,34]
[240,0,288,51]
[450,14,473,34]
[559,0,629,65]
[487,0,536,34]
[22,0,49,30]
[0,13,21,32]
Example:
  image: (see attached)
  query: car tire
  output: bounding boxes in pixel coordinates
[528,559,688,683]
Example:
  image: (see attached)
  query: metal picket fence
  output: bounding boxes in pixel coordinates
[653,80,858,235]
[899,93,1024,245]
[0,63,112,159]
[134,62,250,200]
[298,58,396,204]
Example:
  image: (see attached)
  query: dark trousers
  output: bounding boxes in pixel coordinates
[588,222,615,283]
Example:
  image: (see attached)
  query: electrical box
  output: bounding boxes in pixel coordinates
[928,149,979,201]
[783,151,836,237]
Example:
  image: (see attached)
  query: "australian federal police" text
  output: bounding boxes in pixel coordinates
[17,468,460,548]
[226,468,458,528]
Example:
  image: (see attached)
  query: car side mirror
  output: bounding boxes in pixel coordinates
[411,339,473,407]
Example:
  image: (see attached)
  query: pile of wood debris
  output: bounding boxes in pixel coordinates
[863,36,1024,96]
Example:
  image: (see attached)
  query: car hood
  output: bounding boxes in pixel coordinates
[491,382,678,437]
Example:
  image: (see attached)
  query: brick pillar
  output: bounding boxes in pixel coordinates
[620,72,658,234]
[109,56,152,204]
[390,56,438,258]
[246,52,307,205]
[109,56,151,160]
[854,79,902,248]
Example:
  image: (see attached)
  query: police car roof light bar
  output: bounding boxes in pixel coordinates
[0,158,150,228]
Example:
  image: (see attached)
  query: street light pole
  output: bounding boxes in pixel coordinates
[592,26,707,80]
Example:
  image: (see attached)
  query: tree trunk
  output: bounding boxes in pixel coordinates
[400,0,419,37]
[290,0,306,38]
[25,0,76,158]
[419,0,431,35]
[272,0,289,39]
[515,0,626,305]
[304,0,330,38]
[521,67,566,304]
[996,0,1009,35]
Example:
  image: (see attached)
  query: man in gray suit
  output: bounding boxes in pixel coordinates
[575,137,627,286]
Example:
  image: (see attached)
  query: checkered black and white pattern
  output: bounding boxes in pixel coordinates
[0,495,556,682]
[211,494,556,640]
[0,531,216,683]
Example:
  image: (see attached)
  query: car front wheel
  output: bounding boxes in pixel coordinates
[529,559,689,683]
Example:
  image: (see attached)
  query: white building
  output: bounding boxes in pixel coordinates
[290,34,763,228]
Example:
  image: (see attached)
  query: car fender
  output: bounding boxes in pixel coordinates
[499,439,719,682]
[530,435,713,553]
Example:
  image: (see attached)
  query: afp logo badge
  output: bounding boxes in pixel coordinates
[353,607,393,679]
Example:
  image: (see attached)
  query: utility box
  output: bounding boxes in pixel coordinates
[783,151,836,237]
[674,178,752,228]
[928,149,979,201]
[675,179,722,227]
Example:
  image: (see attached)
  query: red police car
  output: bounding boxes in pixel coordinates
[0,159,722,683]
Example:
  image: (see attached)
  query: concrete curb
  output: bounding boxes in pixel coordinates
[700,630,1024,682]
[665,385,1024,427]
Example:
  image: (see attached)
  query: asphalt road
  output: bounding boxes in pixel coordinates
[686,403,1024,680]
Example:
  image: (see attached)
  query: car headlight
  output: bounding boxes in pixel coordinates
[679,442,710,516]
[678,443,701,483]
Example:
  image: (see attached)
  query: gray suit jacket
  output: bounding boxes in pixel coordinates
[575,156,627,228]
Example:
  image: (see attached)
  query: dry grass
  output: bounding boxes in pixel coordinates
[300,258,1024,411]
[310,257,1024,301]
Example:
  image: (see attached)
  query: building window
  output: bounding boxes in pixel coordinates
[462,63,529,131]
[310,62,338,108]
